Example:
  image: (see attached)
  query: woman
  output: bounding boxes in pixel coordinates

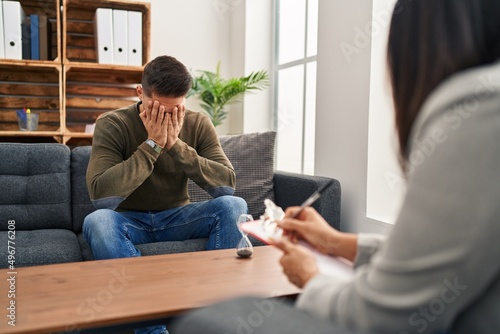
[274,1,500,333]
[174,0,500,333]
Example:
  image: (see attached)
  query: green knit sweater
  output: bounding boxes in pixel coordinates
[86,102,236,211]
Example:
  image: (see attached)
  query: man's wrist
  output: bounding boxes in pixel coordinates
[145,139,163,153]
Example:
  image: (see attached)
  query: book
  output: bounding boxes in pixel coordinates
[37,15,50,60]
[241,220,354,280]
[30,14,39,60]
[21,16,31,59]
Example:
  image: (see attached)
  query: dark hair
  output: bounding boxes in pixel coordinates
[387,0,500,164]
[141,55,192,98]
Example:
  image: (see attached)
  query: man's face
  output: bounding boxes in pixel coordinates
[136,86,186,112]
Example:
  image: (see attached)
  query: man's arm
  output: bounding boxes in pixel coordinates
[86,113,161,210]
[168,114,236,198]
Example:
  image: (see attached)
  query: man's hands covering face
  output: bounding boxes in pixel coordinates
[140,100,185,150]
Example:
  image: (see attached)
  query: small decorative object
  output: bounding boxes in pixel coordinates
[236,214,254,258]
[259,199,285,240]
[16,108,39,131]
[187,62,269,127]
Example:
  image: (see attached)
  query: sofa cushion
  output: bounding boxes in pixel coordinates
[71,146,94,233]
[0,229,82,268]
[188,131,276,219]
[0,143,72,231]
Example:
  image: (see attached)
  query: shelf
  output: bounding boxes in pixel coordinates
[0,0,150,146]
[0,65,63,132]
[0,131,63,144]
[64,66,141,133]
[63,0,150,66]
[0,0,62,63]
[0,131,62,137]
[0,59,61,68]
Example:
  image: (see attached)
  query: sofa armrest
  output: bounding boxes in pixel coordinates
[273,171,341,230]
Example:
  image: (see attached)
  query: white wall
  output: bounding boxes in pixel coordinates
[148,0,272,135]
[148,0,234,134]
[148,0,393,234]
[315,0,391,234]
[366,0,405,224]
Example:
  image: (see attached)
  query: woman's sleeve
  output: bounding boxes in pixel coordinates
[296,105,500,333]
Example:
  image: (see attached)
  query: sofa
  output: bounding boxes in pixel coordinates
[0,131,341,268]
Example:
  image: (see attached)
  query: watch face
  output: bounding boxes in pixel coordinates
[146,139,162,153]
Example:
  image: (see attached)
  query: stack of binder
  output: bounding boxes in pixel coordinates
[0,0,51,60]
[94,8,142,66]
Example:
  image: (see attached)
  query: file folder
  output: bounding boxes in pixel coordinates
[0,3,5,58]
[127,10,142,66]
[30,14,40,60]
[94,8,114,64]
[3,1,27,60]
[38,15,50,60]
[112,9,128,65]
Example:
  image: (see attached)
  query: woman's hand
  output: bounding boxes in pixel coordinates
[273,237,319,288]
[278,207,358,262]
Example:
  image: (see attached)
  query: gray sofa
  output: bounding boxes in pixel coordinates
[0,132,341,268]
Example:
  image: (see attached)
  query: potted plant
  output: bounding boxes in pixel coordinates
[187,62,269,127]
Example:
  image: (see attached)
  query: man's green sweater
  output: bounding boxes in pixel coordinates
[86,102,236,211]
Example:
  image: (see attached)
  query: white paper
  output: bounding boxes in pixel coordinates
[241,220,354,279]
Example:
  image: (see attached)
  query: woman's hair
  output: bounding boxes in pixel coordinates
[387,0,500,164]
[142,55,192,98]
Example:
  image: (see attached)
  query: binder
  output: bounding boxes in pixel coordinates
[0,2,5,58]
[127,10,142,66]
[94,8,114,64]
[3,1,27,60]
[112,9,128,65]
[30,14,40,60]
[38,15,50,60]
[22,13,31,59]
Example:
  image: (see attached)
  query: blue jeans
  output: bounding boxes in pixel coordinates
[83,195,247,334]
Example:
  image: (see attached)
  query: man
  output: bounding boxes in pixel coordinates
[83,55,247,334]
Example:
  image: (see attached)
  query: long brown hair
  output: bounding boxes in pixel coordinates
[387,0,500,165]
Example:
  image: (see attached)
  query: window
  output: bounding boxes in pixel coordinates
[274,0,318,175]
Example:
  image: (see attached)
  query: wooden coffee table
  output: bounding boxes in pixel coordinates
[0,246,300,334]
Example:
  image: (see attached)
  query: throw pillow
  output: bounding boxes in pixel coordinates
[188,131,276,219]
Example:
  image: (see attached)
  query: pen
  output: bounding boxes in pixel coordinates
[291,179,334,219]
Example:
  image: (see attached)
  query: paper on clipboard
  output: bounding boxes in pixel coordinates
[241,220,354,280]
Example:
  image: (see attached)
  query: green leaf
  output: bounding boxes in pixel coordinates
[188,64,269,127]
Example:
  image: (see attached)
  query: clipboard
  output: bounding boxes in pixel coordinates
[241,220,355,279]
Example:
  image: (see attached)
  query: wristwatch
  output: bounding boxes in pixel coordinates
[145,139,163,153]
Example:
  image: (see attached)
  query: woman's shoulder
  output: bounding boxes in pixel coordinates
[408,61,500,157]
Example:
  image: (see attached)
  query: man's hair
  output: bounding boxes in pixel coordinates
[387,0,500,166]
[141,55,192,98]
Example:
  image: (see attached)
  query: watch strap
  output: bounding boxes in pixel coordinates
[145,139,163,153]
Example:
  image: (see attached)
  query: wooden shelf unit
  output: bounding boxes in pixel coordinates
[0,0,150,145]
[63,0,151,66]
[64,64,141,133]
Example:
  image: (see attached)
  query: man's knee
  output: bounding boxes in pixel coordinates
[83,209,119,237]
[215,196,248,215]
